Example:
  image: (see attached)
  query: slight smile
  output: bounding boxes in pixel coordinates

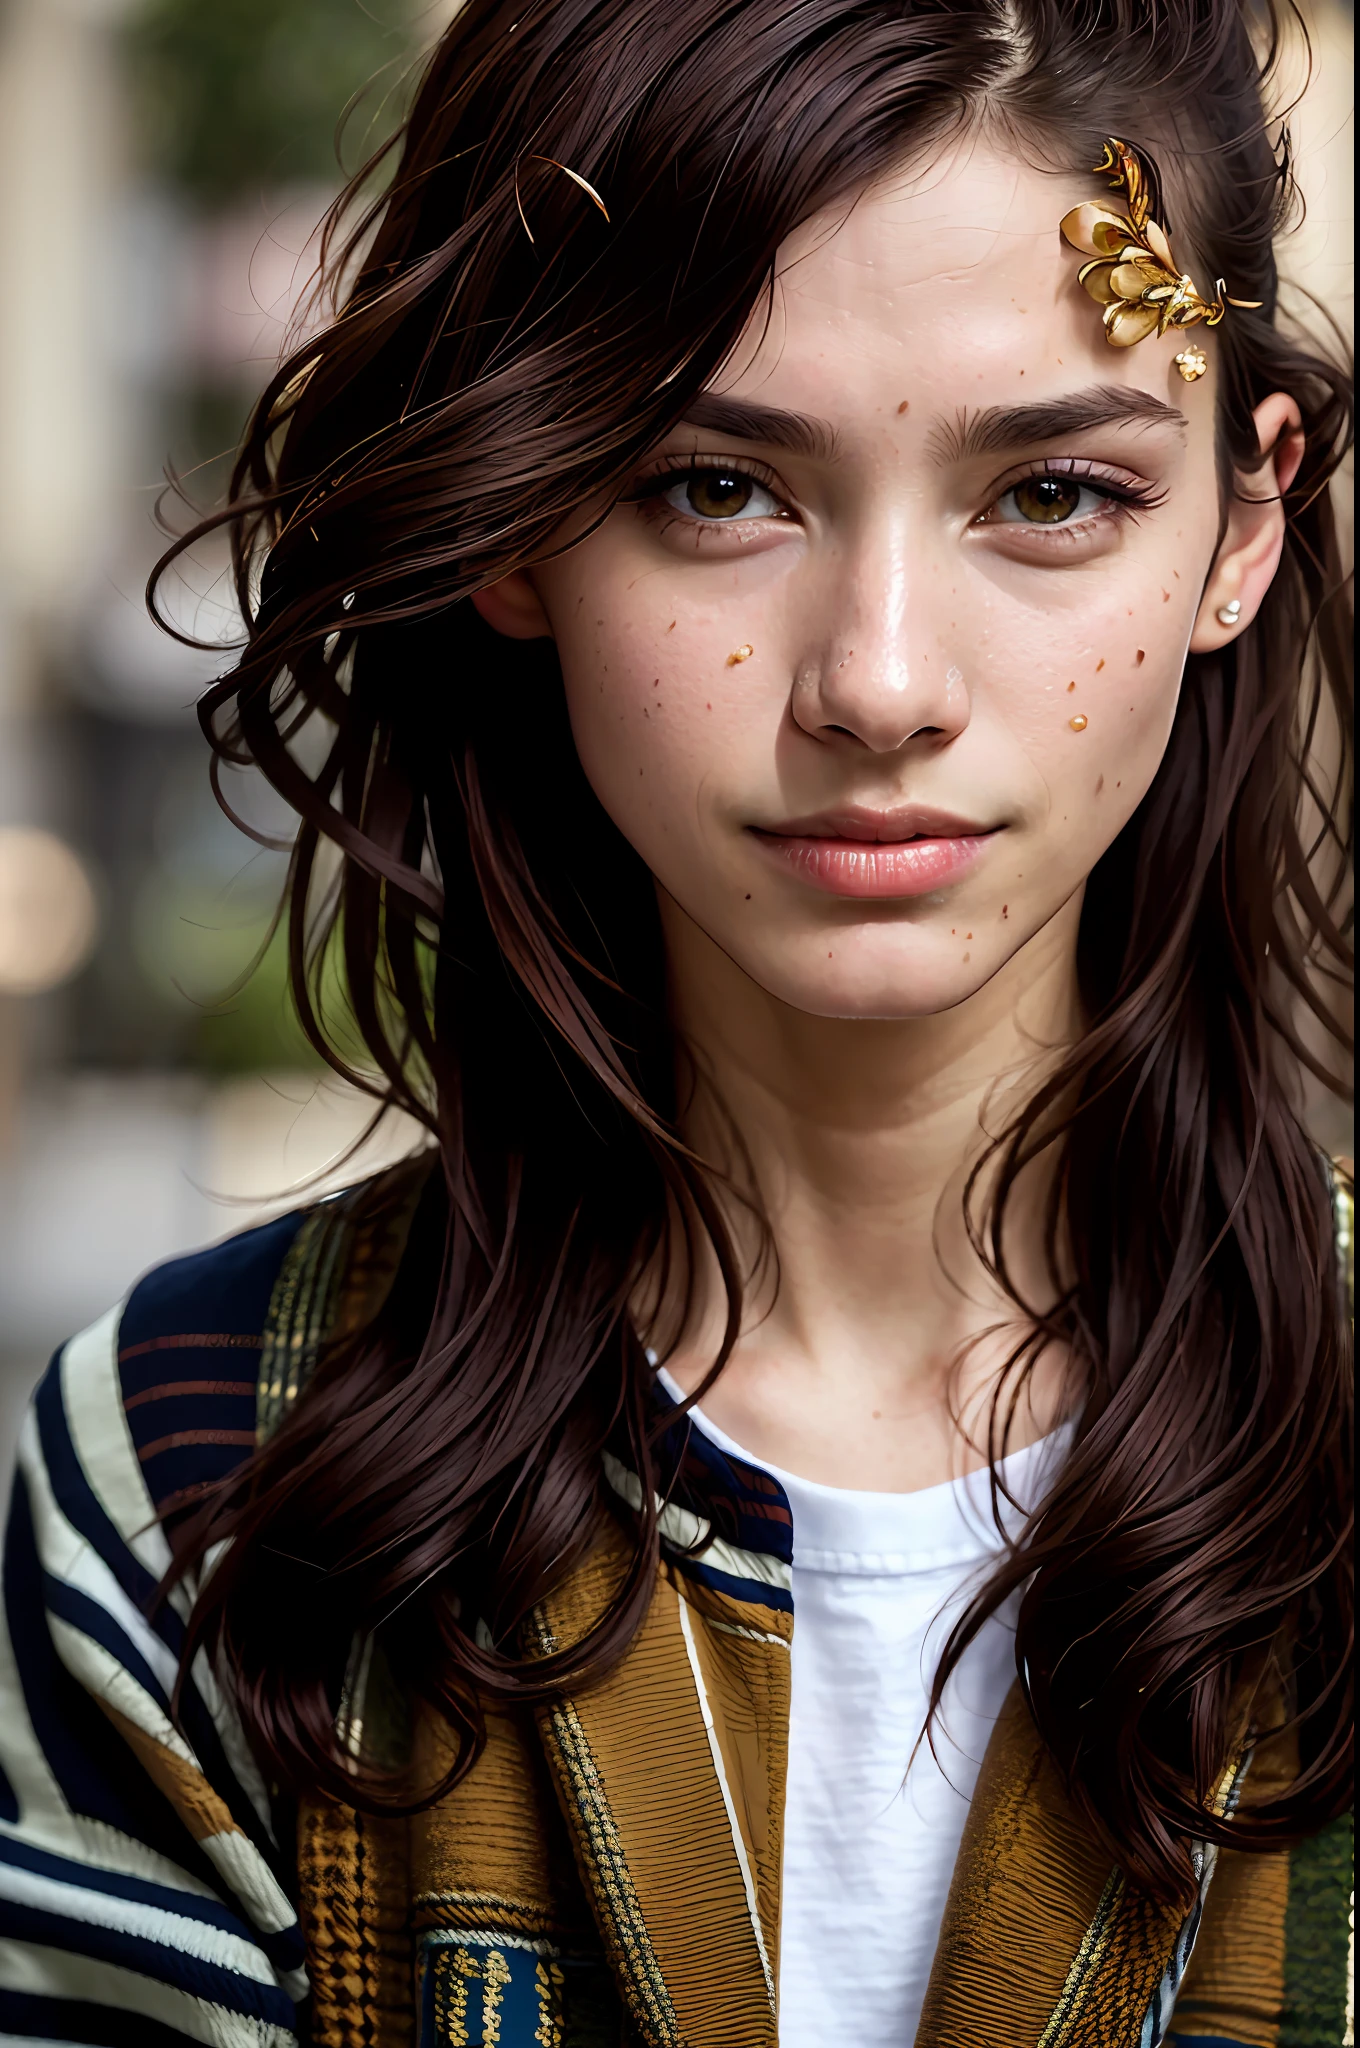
[750,807,1002,898]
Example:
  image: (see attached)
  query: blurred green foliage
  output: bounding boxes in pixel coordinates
[125,0,419,203]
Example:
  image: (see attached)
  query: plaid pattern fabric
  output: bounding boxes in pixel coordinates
[1,1164,1351,2047]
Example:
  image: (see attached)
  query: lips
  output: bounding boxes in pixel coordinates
[751,806,1000,898]
[761,805,991,844]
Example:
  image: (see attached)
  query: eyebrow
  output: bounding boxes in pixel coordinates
[679,392,839,462]
[928,386,1189,464]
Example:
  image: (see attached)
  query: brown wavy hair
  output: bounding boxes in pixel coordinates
[156,0,1353,1904]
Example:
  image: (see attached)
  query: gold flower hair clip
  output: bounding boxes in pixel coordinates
[1060,139,1261,381]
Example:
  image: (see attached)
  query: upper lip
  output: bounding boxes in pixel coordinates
[755,805,999,842]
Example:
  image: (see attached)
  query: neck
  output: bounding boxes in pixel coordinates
[651,889,1085,1489]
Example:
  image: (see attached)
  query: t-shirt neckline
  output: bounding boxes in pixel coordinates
[654,1362,1073,1576]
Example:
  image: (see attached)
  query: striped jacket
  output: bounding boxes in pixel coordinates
[0,1172,1353,2047]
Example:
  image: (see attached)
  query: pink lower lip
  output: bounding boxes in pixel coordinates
[754,832,995,897]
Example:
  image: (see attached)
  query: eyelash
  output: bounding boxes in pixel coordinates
[626,452,1167,534]
[625,452,788,520]
[978,457,1168,527]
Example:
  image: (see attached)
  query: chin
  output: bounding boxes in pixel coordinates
[749,945,1003,1021]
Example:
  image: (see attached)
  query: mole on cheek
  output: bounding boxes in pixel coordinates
[1134,650,1146,666]
[1095,658,1105,672]
[897,399,910,414]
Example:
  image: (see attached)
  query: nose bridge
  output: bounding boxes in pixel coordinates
[796,503,966,753]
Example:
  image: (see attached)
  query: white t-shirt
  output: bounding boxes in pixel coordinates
[658,1371,1068,2048]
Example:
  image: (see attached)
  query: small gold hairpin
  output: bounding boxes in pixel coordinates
[1060,140,1261,378]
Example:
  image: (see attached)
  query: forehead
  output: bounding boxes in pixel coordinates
[726,136,1212,432]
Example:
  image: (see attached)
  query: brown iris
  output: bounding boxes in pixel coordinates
[686,469,755,518]
[1011,475,1084,524]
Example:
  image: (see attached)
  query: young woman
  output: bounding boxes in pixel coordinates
[1,1,1352,2043]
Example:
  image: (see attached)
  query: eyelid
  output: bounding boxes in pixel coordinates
[984,454,1164,503]
[625,449,793,508]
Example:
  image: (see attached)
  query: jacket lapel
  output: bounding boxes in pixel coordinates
[915,1685,1193,2048]
[532,1511,789,2048]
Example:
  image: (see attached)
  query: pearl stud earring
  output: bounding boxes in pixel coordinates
[1216,599,1242,627]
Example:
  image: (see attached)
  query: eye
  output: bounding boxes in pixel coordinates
[990,474,1119,526]
[660,467,784,521]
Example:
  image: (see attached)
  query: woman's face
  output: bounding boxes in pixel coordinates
[480,140,1286,1020]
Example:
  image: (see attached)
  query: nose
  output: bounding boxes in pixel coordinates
[790,520,970,755]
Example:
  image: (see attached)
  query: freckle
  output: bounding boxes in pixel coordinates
[951,928,957,935]
[1134,649,1145,665]
[1173,570,1180,580]
[1069,714,1088,731]
[1001,904,1008,918]
[727,643,754,665]
[1095,658,1105,671]
[1096,774,1105,794]
[828,951,833,958]
[966,932,973,939]
[745,893,751,900]
[963,952,971,961]
[652,678,659,687]
[897,399,910,414]
[667,620,676,631]
[872,1409,881,1420]
[1161,589,1170,603]
[1067,680,1076,692]
[706,701,712,709]
[1116,781,1121,788]
[596,618,604,626]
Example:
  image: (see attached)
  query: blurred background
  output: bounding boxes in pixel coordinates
[0,0,1351,1478]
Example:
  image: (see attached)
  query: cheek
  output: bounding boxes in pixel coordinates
[988,564,1193,821]
[545,555,778,831]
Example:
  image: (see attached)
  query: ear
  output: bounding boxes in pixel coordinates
[1189,392,1305,653]
[471,570,554,641]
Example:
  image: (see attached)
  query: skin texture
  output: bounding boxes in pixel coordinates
[474,139,1303,1487]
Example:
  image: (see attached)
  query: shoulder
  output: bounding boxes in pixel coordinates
[115,1205,312,1524]
[35,1205,312,1551]
[40,1153,433,1537]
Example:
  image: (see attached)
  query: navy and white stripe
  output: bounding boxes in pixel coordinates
[0,1218,309,2046]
